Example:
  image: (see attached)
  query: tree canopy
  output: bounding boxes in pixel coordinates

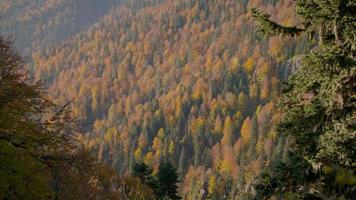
[0,35,154,200]
[252,0,356,199]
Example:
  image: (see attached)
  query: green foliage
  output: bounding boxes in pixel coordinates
[156,162,181,200]
[133,161,181,200]
[255,154,317,199]
[133,162,153,181]
[0,36,57,199]
[252,0,356,199]
[251,8,304,38]
[133,161,156,188]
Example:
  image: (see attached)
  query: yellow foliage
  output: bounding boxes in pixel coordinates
[25,0,288,192]
[104,127,117,142]
[256,136,264,154]
[233,111,242,124]
[167,55,175,66]
[93,119,103,132]
[282,18,293,27]
[208,175,216,194]
[241,117,252,145]
[220,159,232,173]
[157,128,165,139]
[249,83,259,99]
[190,117,205,135]
[152,137,161,151]
[175,100,183,118]
[192,90,202,101]
[213,115,223,134]
[268,128,277,140]
[168,140,175,155]
[134,147,142,160]
[260,79,270,100]
[143,41,152,56]
[205,54,213,67]
[125,42,134,52]
[259,62,270,77]
[243,57,254,73]
[144,152,153,166]
[138,133,147,148]
[230,57,239,72]
[169,115,176,126]
[192,78,206,101]
[221,116,233,146]
[243,167,254,184]
[234,138,242,156]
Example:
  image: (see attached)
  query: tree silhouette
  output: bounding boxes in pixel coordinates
[156,162,181,200]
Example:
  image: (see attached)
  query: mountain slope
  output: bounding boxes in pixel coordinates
[0,0,121,53]
[6,0,303,198]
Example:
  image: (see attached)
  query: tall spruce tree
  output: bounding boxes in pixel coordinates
[252,0,355,199]
[133,161,181,199]
[133,161,157,188]
[133,162,153,182]
[156,162,181,200]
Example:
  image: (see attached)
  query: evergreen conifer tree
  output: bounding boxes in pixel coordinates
[252,0,355,199]
[133,161,155,186]
[156,162,181,200]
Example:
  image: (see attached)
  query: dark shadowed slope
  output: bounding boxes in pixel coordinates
[0,0,122,53]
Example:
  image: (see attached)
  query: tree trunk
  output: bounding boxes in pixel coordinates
[333,19,341,47]
[319,24,324,46]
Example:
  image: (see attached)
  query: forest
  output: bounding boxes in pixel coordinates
[0,0,355,199]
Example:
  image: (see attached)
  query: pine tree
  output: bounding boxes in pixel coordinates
[133,161,154,185]
[133,161,182,199]
[252,1,355,199]
[156,162,181,200]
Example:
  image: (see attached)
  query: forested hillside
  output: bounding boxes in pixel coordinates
[23,0,305,198]
[5,0,346,200]
[0,35,157,200]
[3,0,355,199]
[0,0,122,53]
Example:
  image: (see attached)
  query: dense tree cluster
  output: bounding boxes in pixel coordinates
[2,0,354,198]
[0,36,154,200]
[16,0,305,198]
[252,0,355,199]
